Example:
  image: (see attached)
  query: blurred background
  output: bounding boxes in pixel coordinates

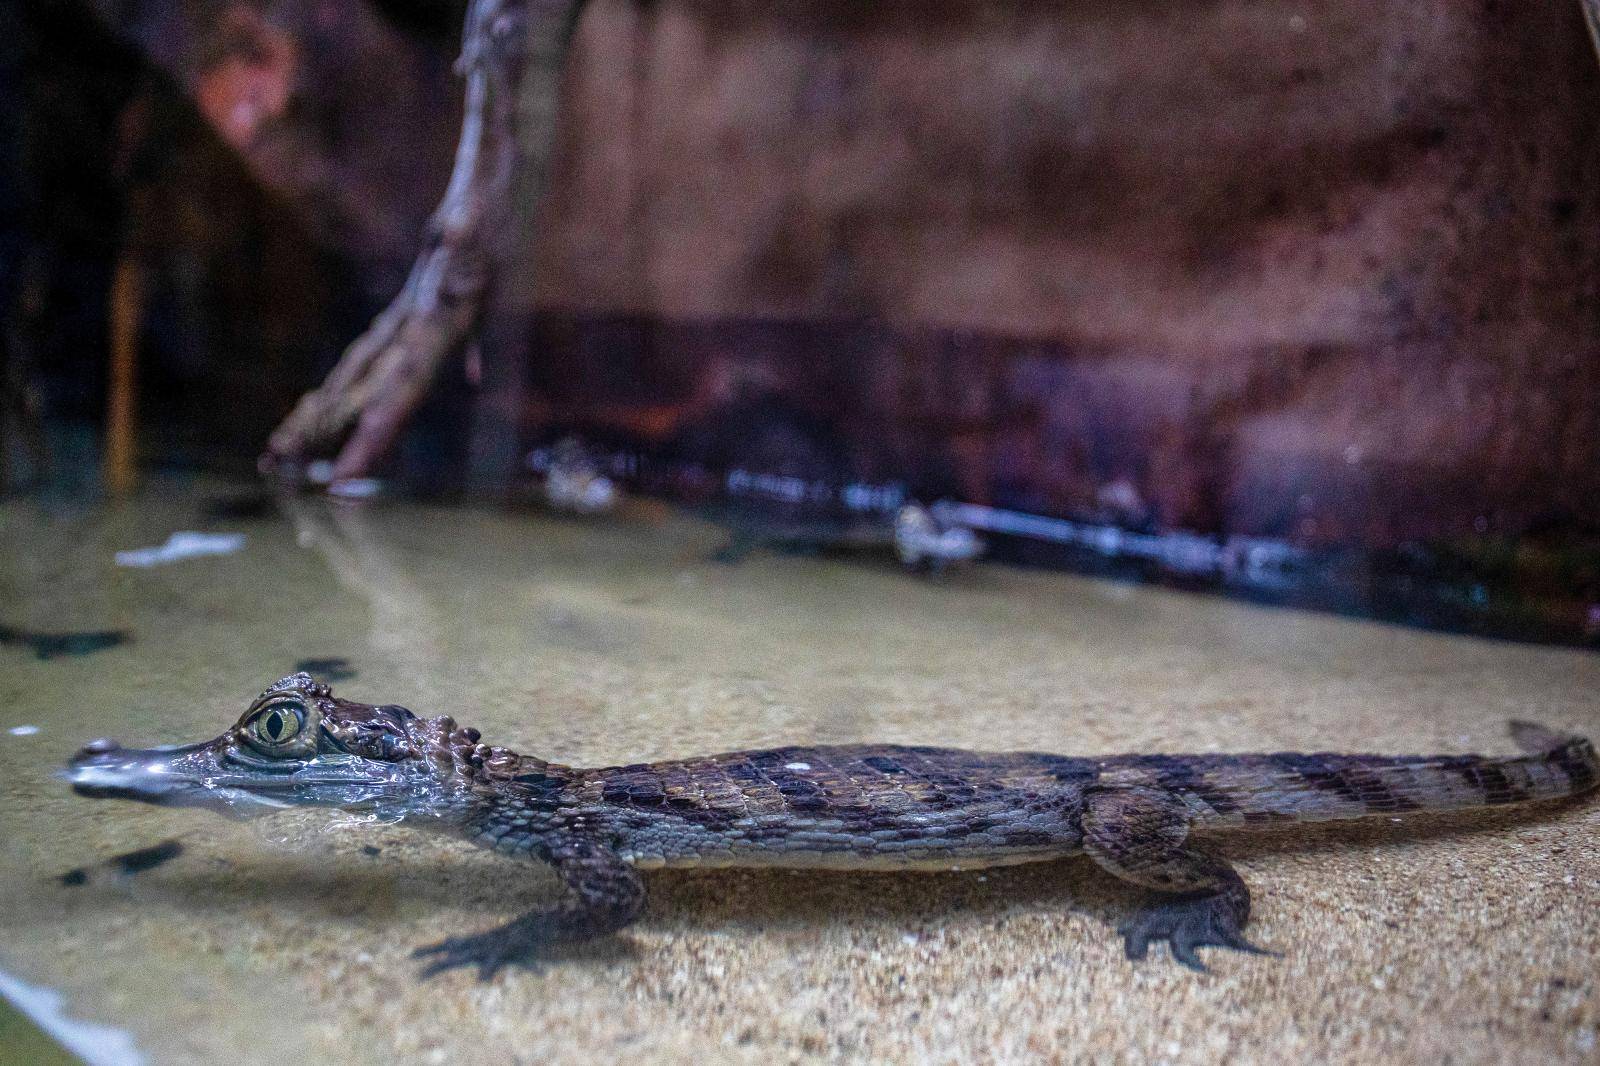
[6,0,1600,642]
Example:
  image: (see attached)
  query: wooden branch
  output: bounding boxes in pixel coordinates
[261,0,582,483]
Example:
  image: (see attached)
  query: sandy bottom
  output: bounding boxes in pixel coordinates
[0,482,1596,1064]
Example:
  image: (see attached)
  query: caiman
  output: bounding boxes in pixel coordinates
[64,673,1597,978]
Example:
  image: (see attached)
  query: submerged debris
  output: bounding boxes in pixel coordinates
[0,625,129,660]
[110,840,184,876]
[114,532,245,568]
[56,839,184,887]
[294,656,357,681]
[894,503,985,572]
[531,438,619,515]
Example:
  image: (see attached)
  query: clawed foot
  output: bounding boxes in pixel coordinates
[413,923,546,980]
[1119,892,1277,972]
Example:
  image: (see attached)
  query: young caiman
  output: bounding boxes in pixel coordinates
[64,673,1597,977]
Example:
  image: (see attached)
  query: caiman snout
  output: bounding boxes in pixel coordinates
[63,738,217,804]
[68,739,154,801]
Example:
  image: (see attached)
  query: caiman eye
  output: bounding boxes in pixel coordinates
[249,701,305,746]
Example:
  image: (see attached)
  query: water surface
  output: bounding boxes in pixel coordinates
[1,481,1596,1064]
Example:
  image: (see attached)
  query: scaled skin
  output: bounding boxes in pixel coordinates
[65,674,1599,977]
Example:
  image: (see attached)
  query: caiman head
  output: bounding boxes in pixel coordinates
[63,673,484,822]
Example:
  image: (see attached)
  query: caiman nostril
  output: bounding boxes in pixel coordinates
[77,737,121,758]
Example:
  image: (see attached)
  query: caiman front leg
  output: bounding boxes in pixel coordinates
[415,836,643,979]
[1081,787,1275,971]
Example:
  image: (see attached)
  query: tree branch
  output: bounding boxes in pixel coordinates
[262,0,583,483]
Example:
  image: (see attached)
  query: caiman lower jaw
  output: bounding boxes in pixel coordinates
[67,775,291,814]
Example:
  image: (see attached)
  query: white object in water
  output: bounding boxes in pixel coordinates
[541,438,619,514]
[327,478,383,500]
[547,471,617,514]
[0,967,147,1066]
[115,531,246,568]
[8,725,40,736]
[894,504,984,569]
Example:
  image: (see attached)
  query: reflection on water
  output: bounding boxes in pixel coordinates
[279,496,448,694]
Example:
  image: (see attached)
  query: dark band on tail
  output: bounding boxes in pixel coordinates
[1508,720,1598,794]
[1099,721,1598,828]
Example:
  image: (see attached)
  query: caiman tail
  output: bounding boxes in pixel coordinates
[1099,721,1599,829]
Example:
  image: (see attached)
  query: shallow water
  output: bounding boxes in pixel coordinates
[1,480,1597,1064]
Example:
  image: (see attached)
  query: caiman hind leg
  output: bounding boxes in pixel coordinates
[415,836,644,979]
[1081,787,1275,971]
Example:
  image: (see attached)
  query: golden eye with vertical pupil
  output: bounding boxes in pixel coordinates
[249,701,305,746]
